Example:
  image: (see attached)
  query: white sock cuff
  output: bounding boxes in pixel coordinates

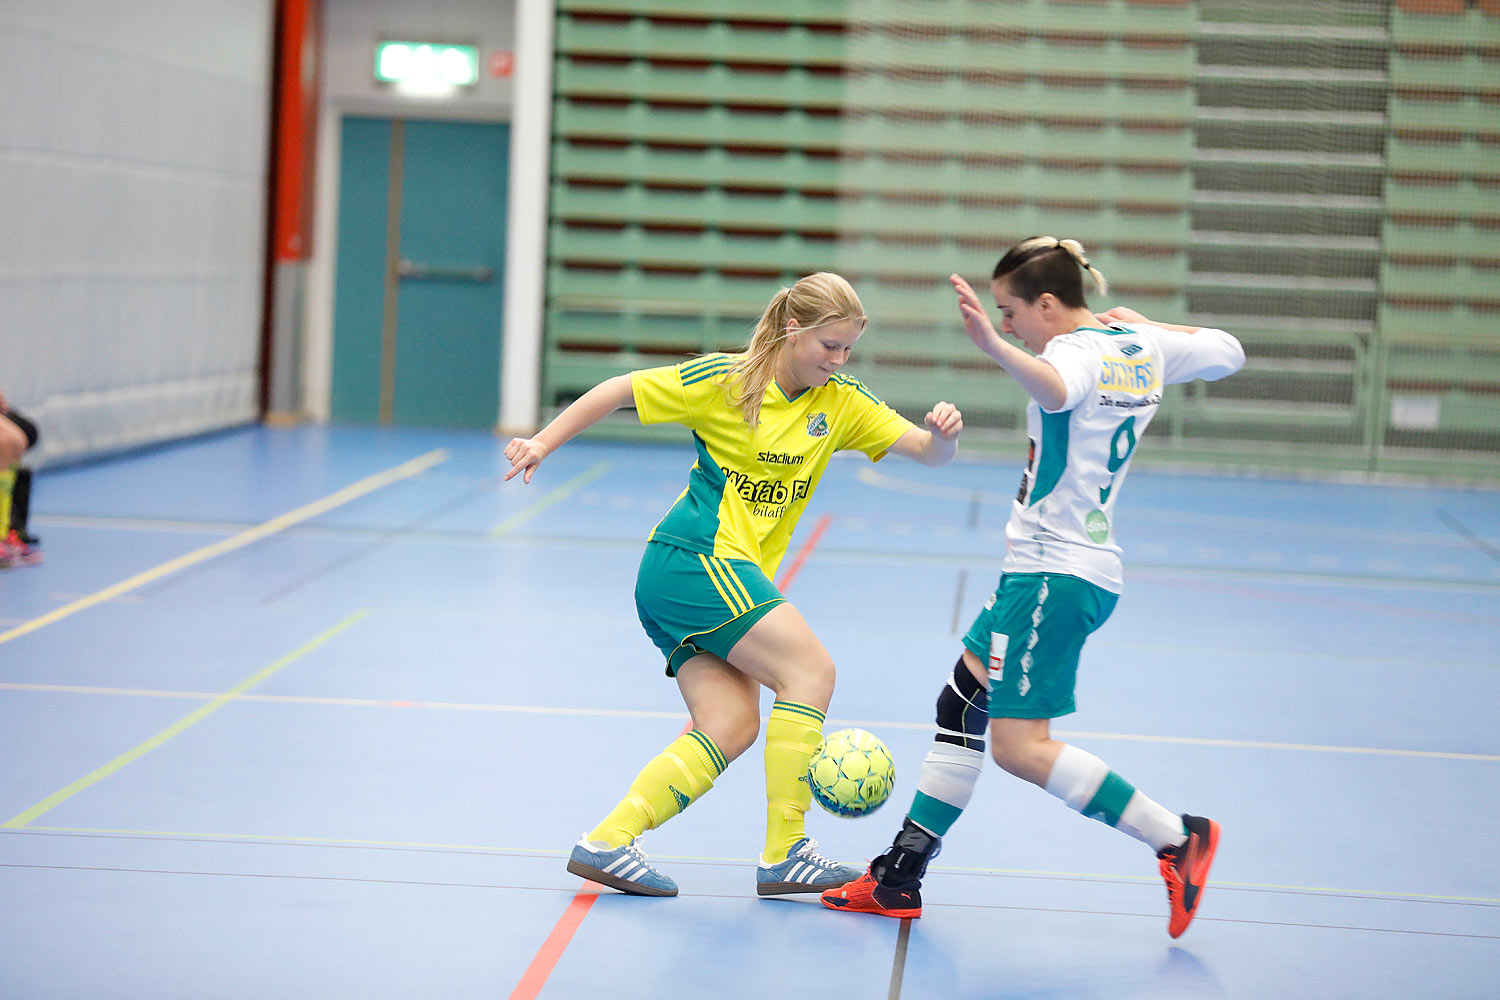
[923,743,984,772]
[1044,744,1109,812]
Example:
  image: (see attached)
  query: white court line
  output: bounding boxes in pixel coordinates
[0,449,449,647]
[6,826,1498,907]
[853,466,1489,548]
[2,682,1495,763]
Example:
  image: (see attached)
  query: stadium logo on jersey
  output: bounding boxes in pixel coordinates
[1120,343,1142,357]
[806,412,829,437]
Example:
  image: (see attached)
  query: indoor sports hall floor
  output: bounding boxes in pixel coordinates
[1,424,1496,999]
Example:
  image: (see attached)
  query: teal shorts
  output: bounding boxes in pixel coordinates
[635,541,786,677]
[960,572,1119,720]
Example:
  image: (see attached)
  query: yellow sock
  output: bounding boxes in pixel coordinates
[587,729,727,849]
[763,700,825,863]
[0,468,13,535]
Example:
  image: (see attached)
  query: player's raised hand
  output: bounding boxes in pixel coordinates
[504,436,551,484]
[925,400,963,442]
[950,274,1005,359]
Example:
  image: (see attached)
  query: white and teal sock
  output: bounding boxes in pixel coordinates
[907,742,985,837]
[1044,744,1187,853]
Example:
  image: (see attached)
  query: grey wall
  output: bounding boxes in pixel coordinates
[0,1,274,464]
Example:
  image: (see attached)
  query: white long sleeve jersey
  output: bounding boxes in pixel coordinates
[1003,322,1246,593]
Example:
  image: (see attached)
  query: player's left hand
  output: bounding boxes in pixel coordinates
[925,401,963,441]
[504,436,551,484]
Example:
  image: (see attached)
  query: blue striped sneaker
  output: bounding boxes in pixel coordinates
[757,836,861,896]
[566,835,678,897]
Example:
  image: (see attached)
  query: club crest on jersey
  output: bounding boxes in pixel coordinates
[805,412,829,437]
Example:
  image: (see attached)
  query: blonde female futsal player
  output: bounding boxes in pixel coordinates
[504,272,964,897]
[822,238,1244,937]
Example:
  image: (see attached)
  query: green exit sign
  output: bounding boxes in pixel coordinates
[375,42,479,88]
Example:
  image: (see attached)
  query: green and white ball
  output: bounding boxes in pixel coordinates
[807,727,895,818]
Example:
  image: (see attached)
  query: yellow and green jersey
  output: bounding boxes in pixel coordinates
[631,353,914,578]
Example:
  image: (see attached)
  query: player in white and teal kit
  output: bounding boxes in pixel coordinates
[824,237,1245,938]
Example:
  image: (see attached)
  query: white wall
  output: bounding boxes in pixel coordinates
[0,1,274,464]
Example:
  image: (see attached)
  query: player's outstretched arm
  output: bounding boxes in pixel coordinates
[889,401,963,466]
[504,373,635,483]
[950,274,1067,410]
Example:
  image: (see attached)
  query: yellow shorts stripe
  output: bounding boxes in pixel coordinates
[712,557,754,611]
[698,553,747,615]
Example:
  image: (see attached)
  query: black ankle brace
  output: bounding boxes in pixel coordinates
[873,818,941,887]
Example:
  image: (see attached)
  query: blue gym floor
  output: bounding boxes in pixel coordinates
[2,424,1497,998]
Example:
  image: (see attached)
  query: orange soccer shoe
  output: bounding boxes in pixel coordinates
[821,870,922,919]
[1158,814,1220,938]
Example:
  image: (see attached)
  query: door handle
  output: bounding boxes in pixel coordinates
[396,259,494,282]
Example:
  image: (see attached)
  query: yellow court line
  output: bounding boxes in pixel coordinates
[11,824,1498,907]
[0,449,448,647]
[1,611,370,829]
[490,461,611,536]
[3,682,1497,763]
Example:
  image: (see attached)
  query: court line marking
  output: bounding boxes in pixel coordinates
[507,883,601,1000]
[9,826,1497,907]
[0,611,370,829]
[775,513,832,589]
[855,465,1493,548]
[2,859,1496,939]
[0,450,446,648]
[491,461,611,536]
[888,918,912,1000]
[33,511,1500,594]
[3,682,1495,763]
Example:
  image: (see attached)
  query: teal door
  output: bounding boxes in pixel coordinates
[331,117,509,427]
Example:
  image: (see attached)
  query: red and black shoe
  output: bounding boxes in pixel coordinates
[821,869,922,918]
[1158,814,1220,938]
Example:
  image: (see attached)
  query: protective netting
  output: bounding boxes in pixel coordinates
[546,1,1500,478]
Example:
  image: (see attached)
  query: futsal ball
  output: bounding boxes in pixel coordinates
[807,727,895,818]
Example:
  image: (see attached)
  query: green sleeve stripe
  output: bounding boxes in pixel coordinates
[682,363,735,386]
[681,352,726,372]
[681,354,731,377]
[829,373,883,405]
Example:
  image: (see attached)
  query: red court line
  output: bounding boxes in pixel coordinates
[507,882,602,1000]
[513,514,835,997]
[775,514,833,590]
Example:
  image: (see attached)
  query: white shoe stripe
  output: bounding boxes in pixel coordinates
[604,856,633,875]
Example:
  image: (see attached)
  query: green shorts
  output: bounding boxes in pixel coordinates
[960,572,1119,720]
[635,541,786,677]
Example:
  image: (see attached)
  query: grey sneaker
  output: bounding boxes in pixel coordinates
[566,835,678,897]
[756,836,862,896]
